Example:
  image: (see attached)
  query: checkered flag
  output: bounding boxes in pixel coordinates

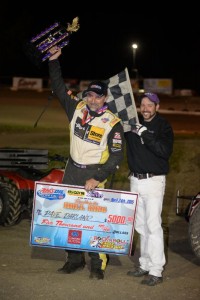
[105,68,138,132]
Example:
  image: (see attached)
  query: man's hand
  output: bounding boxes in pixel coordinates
[85,178,100,191]
[49,46,62,61]
[132,123,147,136]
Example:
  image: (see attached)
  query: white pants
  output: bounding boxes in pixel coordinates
[130,175,166,277]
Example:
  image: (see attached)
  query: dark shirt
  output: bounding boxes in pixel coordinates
[124,113,174,175]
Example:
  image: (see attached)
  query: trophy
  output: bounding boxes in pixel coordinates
[24,17,80,66]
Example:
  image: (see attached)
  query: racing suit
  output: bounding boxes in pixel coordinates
[49,59,124,273]
[124,113,174,277]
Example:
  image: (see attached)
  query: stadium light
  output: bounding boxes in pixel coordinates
[132,43,139,79]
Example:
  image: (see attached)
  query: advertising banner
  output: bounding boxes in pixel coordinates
[143,78,173,95]
[30,182,138,256]
[11,77,43,91]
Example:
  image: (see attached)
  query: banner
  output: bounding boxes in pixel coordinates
[11,77,43,91]
[143,78,173,95]
[30,182,138,256]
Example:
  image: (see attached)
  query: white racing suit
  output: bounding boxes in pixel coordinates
[49,59,124,273]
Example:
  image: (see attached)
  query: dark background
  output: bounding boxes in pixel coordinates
[1,8,200,93]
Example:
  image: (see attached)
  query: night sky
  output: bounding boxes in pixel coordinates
[1,8,200,93]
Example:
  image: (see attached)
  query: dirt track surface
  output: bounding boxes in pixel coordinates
[0,215,200,300]
[0,89,200,299]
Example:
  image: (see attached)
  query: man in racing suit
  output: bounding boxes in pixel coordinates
[48,46,124,280]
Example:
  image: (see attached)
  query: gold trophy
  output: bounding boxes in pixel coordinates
[25,17,79,66]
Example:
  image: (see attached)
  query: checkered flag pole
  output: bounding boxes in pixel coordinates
[105,68,139,132]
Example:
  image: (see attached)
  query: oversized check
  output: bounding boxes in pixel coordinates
[30,182,138,255]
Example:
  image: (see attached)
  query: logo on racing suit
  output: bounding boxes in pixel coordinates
[88,126,105,143]
[114,132,121,139]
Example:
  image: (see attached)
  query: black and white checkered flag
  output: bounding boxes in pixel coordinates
[105,68,138,132]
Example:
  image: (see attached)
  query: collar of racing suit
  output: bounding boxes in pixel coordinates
[86,103,108,117]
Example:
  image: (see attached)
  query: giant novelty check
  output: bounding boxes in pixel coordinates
[30,182,138,255]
